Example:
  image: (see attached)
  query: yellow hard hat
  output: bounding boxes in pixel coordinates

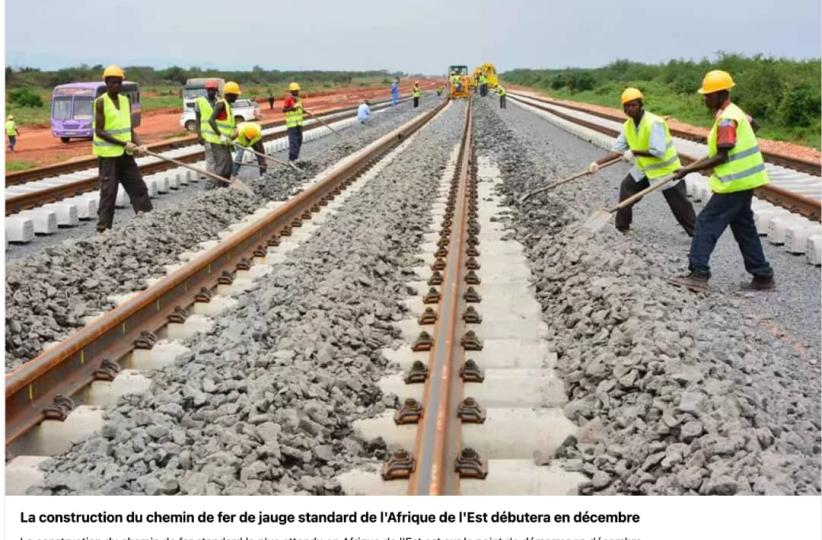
[242,123,261,139]
[102,64,125,79]
[7,114,13,120]
[224,81,241,95]
[698,70,735,94]
[289,82,300,91]
[620,87,644,105]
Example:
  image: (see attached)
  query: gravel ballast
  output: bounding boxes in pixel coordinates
[32,100,465,495]
[472,96,820,495]
[5,99,440,371]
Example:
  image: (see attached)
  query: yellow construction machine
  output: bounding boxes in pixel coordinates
[448,65,470,98]
[474,63,498,89]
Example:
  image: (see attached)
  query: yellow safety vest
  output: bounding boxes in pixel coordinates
[497,86,506,96]
[285,97,303,128]
[6,120,16,136]
[707,103,769,194]
[235,122,262,147]
[213,98,235,145]
[197,96,221,144]
[623,111,681,180]
[92,94,132,158]
[412,86,421,98]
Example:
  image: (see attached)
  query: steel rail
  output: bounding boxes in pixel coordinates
[5,99,447,452]
[508,94,821,222]
[508,91,822,177]
[5,98,407,216]
[408,100,473,495]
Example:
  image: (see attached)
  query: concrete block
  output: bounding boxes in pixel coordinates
[6,216,35,243]
[785,224,822,254]
[767,215,807,245]
[43,202,80,227]
[19,209,58,235]
[115,186,130,208]
[754,208,790,235]
[67,195,98,220]
[806,234,822,266]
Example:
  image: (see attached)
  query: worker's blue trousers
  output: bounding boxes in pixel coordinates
[688,189,773,279]
[288,127,303,161]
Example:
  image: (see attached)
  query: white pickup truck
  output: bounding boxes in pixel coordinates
[180,89,262,132]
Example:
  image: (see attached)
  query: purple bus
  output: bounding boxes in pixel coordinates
[51,81,141,143]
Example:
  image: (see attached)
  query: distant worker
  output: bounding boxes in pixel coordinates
[267,88,275,110]
[391,78,400,107]
[6,114,19,152]
[479,72,489,97]
[206,80,241,187]
[588,87,695,237]
[194,79,220,175]
[282,82,304,161]
[92,65,152,233]
[357,100,372,124]
[669,70,774,292]
[497,84,507,109]
[231,122,267,178]
[436,85,444,97]
[412,82,421,108]
[451,71,463,93]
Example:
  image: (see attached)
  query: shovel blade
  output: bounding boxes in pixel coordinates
[580,209,613,232]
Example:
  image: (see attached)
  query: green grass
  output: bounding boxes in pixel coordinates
[523,81,821,149]
[5,159,36,172]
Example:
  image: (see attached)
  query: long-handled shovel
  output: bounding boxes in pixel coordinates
[520,157,621,202]
[303,109,347,140]
[234,144,301,172]
[144,149,255,196]
[581,174,677,232]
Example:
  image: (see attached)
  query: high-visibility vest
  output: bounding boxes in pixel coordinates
[235,122,262,147]
[285,97,303,128]
[5,120,16,136]
[497,86,506,96]
[197,96,221,144]
[92,93,132,158]
[212,98,235,145]
[623,111,681,180]
[707,102,769,194]
[412,86,421,98]
[480,75,488,85]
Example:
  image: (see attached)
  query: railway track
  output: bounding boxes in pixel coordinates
[4,97,407,217]
[5,98,446,492]
[508,91,822,223]
[338,100,583,495]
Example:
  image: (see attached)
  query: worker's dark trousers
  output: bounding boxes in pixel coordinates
[480,84,488,96]
[413,97,419,108]
[97,154,153,232]
[688,190,773,280]
[499,95,506,109]
[288,126,303,161]
[209,144,233,189]
[615,173,696,236]
[8,135,16,152]
[268,98,274,110]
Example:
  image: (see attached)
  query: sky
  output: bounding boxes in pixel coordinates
[5,0,821,73]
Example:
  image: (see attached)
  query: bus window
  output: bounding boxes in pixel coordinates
[52,96,73,120]
[73,96,94,120]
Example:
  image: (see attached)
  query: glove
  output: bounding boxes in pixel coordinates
[124,142,138,155]
[220,134,232,145]
[230,128,239,139]
[622,150,633,163]
[587,162,600,174]
[134,145,148,156]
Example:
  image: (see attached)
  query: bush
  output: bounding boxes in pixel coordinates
[777,83,821,127]
[567,71,595,92]
[8,88,43,108]
[550,75,566,90]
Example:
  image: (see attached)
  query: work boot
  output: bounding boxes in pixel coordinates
[668,272,709,292]
[741,275,775,291]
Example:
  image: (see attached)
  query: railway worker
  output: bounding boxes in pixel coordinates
[497,84,507,109]
[669,70,774,292]
[267,88,275,110]
[391,78,400,107]
[282,82,305,161]
[92,64,153,233]
[412,82,421,108]
[207,80,242,187]
[231,122,267,178]
[6,114,19,152]
[357,100,372,125]
[194,79,220,175]
[479,72,489,97]
[588,87,696,237]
